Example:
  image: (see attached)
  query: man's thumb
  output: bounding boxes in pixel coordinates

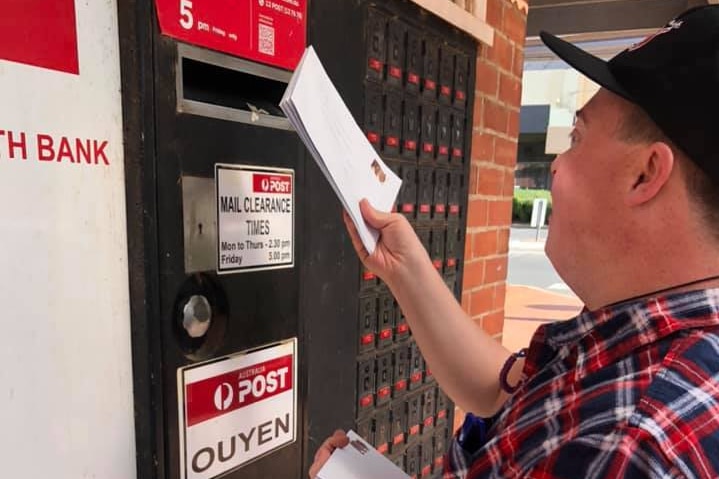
[359,199,393,230]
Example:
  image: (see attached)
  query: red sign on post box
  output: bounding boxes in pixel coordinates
[155,0,307,71]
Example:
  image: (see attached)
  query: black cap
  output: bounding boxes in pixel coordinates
[540,6,719,184]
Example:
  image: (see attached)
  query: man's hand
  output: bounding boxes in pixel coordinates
[308,430,350,479]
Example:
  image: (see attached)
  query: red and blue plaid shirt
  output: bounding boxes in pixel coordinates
[445,289,719,478]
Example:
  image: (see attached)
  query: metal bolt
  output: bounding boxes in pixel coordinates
[182,295,212,338]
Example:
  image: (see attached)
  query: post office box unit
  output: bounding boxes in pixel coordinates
[409,340,425,390]
[419,104,437,163]
[383,92,402,156]
[421,437,434,478]
[448,171,463,219]
[424,356,435,384]
[435,388,450,426]
[405,27,422,95]
[422,38,439,100]
[360,265,379,291]
[450,112,465,166]
[386,19,407,89]
[392,344,410,399]
[358,294,378,353]
[453,52,469,109]
[407,391,422,439]
[444,223,460,277]
[417,167,434,221]
[432,169,449,221]
[406,443,420,479]
[395,303,411,342]
[429,227,445,273]
[391,399,408,451]
[436,107,451,164]
[376,351,393,406]
[397,163,417,220]
[438,46,455,105]
[357,358,376,414]
[374,406,391,455]
[377,293,396,348]
[421,387,436,433]
[364,86,384,153]
[366,8,388,82]
[356,414,374,445]
[402,97,420,160]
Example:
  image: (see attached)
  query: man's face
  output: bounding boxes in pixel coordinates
[545,89,642,292]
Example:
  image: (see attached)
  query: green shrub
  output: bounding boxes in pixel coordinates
[512,189,552,224]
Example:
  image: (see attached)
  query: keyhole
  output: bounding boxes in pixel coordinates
[198,223,203,235]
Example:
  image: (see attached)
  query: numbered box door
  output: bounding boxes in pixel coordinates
[366,8,387,82]
[364,86,384,153]
[383,92,402,156]
[405,27,422,94]
[422,38,439,99]
[386,19,406,88]
[402,97,419,159]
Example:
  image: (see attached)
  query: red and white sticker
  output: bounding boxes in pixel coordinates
[216,164,294,274]
[178,339,298,479]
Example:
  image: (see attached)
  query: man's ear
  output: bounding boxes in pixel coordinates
[626,142,675,206]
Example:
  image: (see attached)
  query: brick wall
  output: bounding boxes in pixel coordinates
[462,0,527,341]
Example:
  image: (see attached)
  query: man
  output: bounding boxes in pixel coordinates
[310,5,719,478]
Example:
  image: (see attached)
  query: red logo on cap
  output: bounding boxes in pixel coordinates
[628,19,683,52]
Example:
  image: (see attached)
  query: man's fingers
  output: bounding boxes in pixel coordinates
[359,198,393,230]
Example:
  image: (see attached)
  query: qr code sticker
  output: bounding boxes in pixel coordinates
[259,23,275,56]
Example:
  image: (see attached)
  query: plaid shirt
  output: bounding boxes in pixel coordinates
[445,289,719,479]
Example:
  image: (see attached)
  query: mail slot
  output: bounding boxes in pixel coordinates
[420,437,434,477]
[405,27,422,94]
[448,171,463,218]
[387,19,406,88]
[421,387,436,433]
[398,164,418,219]
[358,358,376,413]
[364,85,384,152]
[439,46,455,104]
[437,107,451,163]
[358,294,378,353]
[366,8,388,82]
[392,344,410,398]
[451,112,465,165]
[422,37,439,99]
[402,97,420,159]
[378,293,396,349]
[419,104,437,163]
[430,227,445,273]
[391,400,408,450]
[417,167,434,220]
[433,169,449,221]
[384,92,402,156]
[374,407,391,455]
[376,351,393,406]
[453,52,469,108]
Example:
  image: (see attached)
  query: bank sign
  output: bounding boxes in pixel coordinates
[178,339,297,479]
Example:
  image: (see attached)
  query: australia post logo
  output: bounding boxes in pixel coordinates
[253,173,293,194]
[185,355,293,427]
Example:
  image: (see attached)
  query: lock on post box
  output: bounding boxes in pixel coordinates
[430,228,445,273]
[451,112,465,165]
[358,294,378,353]
[448,171,463,218]
[364,85,384,152]
[439,46,455,104]
[405,28,422,94]
[391,400,408,450]
[420,438,434,478]
[437,108,451,163]
[376,351,393,406]
[374,407,391,455]
[386,19,407,88]
[378,294,396,348]
[453,52,469,108]
[432,170,449,221]
[358,358,377,413]
[384,92,402,156]
[419,104,437,163]
[392,344,410,398]
[402,97,420,159]
[422,38,439,99]
[421,387,436,433]
[417,168,434,220]
[366,8,388,82]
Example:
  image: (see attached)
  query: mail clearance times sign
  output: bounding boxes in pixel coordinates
[178,339,297,479]
[216,164,294,274]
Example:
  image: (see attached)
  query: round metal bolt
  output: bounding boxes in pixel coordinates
[182,295,212,338]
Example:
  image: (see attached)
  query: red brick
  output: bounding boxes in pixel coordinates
[499,73,522,108]
[484,99,508,134]
[497,228,510,254]
[485,255,508,283]
[507,109,520,140]
[464,231,473,258]
[471,132,494,162]
[476,61,499,97]
[473,96,485,126]
[470,287,494,317]
[495,137,518,167]
[512,44,525,79]
[478,166,504,196]
[494,283,507,310]
[468,163,479,195]
[502,7,527,45]
[488,199,512,227]
[502,168,515,196]
[489,34,513,72]
[481,311,505,336]
[473,230,498,257]
[486,0,504,29]
[467,198,488,228]
[463,259,485,289]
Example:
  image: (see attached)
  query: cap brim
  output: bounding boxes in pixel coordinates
[539,31,634,103]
